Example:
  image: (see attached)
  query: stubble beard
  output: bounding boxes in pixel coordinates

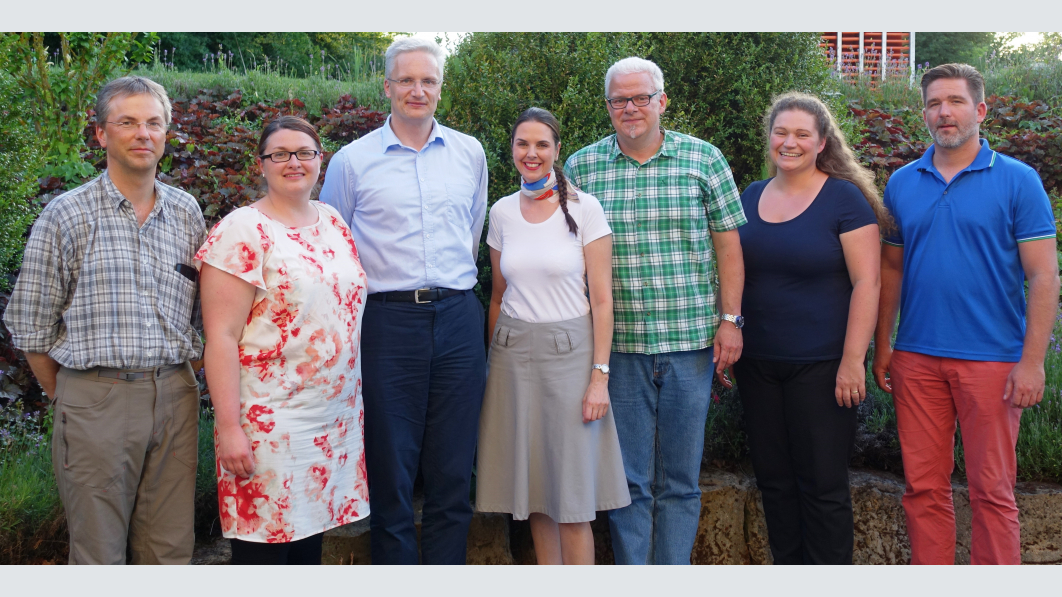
[931,119,978,149]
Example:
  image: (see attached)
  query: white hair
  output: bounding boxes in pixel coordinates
[385,37,446,81]
[605,56,665,97]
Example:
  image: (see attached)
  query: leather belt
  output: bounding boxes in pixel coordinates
[367,287,464,304]
[95,363,185,381]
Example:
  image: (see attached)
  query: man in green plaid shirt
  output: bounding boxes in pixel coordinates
[565,57,746,565]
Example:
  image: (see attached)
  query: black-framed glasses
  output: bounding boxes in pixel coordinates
[259,150,321,163]
[605,91,661,110]
[386,77,441,89]
[106,120,167,133]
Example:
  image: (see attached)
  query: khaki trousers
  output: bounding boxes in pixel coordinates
[51,362,200,564]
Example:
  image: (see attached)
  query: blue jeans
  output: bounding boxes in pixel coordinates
[361,290,486,564]
[607,348,714,564]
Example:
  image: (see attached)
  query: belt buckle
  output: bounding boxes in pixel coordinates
[117,372,139,381]
[414,288,432,304]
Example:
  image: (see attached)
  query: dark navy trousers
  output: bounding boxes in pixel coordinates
[361,289,486,564]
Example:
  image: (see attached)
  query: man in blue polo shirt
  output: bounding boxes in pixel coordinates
[872,63,1059,565]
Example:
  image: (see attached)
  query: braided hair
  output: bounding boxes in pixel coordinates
[510,107,578,235]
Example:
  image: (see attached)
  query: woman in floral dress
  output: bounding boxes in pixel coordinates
[198,116,369,564]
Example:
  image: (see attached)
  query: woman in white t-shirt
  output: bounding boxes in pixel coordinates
[475,108,630,565]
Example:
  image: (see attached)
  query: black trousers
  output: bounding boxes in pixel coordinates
[230,533,323,565]
[361,289,487,565]
[733,357,857,565]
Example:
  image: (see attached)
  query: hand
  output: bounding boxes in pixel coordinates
[1004,359,1046,408]
[713,322,743,376]
[835,356,866,408]
[872,343,893,394]
[217,423,256,478]
[582,375,610,424]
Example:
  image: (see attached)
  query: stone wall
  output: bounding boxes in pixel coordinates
[312,468,1061,565]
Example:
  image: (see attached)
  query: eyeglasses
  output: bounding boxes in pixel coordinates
[106,120,167,133]
[386,77,441,90]
[605,91,661,110]
[258,150,321,163]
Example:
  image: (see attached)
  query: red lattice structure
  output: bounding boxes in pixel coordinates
[821,32,916,86]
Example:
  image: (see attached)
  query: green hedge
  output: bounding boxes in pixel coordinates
[441,32,832,201]
[0,70,42,285]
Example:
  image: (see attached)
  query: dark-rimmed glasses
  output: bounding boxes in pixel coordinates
[605,91,661,110]
[259,150,321,163]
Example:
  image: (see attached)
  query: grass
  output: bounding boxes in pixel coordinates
[0,402,64,563]
[0,399,220,563]
[133,63,389,115]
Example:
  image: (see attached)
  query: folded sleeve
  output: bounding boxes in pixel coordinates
[194,209,272,290]
[2,210,70,353]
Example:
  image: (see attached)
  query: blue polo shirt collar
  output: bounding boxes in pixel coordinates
[916,138,996,182]
[380,115,445,152]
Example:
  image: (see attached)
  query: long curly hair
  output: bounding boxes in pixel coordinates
[510,107,578,235]
[764,92,894,233]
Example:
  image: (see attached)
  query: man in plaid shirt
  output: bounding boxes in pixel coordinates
[565,57,746,564]
[4,77,205,564]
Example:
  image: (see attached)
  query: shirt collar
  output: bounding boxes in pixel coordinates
[100,169,168,220]
[917,138,996,177]
[380,115,445,152]
[607,127,674,163]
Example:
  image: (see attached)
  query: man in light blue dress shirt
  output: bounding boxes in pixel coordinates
[320,37,488,565]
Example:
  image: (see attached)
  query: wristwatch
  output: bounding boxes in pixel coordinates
[721,313,745,329]
[592,364,610,375]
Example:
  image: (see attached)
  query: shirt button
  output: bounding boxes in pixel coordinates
[643,282,649,287]
[943,191,948,195]
[146,321,153,327]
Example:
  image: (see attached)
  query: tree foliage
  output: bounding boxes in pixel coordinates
[914,32,996,68]
[442,32,832,199]
[0,72,43,283]
[1,33,158,186]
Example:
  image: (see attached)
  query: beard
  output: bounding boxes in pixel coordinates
[930,118,979,149]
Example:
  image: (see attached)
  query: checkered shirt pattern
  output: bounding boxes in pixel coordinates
[4,171,206,369]
[565,130,746,354]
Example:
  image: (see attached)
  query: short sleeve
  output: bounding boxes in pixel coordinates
[577,192,612,246]
[833,179,878,234]
[1013,170,1056,243]
[194,208,272,290]
[486,200,504,251]
[701,147,747,232]
[881,181,903,247]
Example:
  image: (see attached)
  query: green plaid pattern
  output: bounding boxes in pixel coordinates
[565,130,745,354]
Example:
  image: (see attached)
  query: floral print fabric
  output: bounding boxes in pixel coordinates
[195,202,369,542]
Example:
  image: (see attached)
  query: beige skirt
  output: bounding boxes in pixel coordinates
[475,312,630,522]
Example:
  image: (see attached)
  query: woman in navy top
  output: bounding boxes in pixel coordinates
[733,92,890,564]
